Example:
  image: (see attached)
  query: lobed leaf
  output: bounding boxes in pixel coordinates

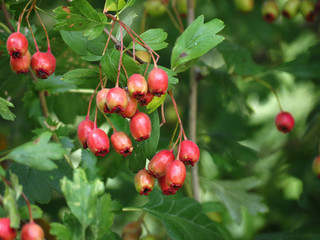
[0,97,16,121]
[128,28,168,51]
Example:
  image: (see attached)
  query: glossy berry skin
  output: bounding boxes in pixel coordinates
[282,0,300,18]
[0,218,17,240]
[46,51,56,73]
[165,160,186,189]
[147,68,168,96]
[10,50,31,74]
[262,0,279,23]
[179,140,200,166]
[234,0,254,13]
[121,96,138,118]
[134,169,155,195]
[148,150,175,178]
[6,32,28,58]
[122,222,142,238]
[312,156,320,179]
[300,0,315,22]
[130,112,152,141]
[138,92,154,106]
[31,51,54,79]
[127,74,148,99]
[158,175,177,195]
[96,88,110,113]
[87,128,110,157]
[106,87,128,113]
[275,111,295,133]
[21,222,44,240]
[77,119,94,148]
[111,131,133,156]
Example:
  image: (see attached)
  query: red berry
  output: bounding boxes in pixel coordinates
[31,51,54,79]
[111,131,133,156]
[87,128,110,157]
[46,51,56,73]
[121,96,138,118]
[165,160,186,189]
[21,222,44,240]
[262,0,279,23]
[275,111,295,133]
[158,175,177,195]
[138,92,154,106]
[106,87,128,113]
[147,68,168,96]
[0,218,17,240]
[77,119,94,148]
[96,88,110,113]
[148,150,175,178]
[313,156,320,179]
[6,32,28,58]
[134,169,155,195]
[127,74,148,99]
[129,112,152,141]
[10,50,31,74]
[179,140,200,166]
[300,0,315,22]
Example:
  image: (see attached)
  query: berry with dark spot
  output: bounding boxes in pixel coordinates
[111,131,133,156]
[134,169,155,195]
[275,111,295,133]
[6,32,28,58]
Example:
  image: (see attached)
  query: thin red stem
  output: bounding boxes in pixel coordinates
[86,82,101,119]
[26,0,39,52]
[121,63,129,80]
[99,65,104,89]
[171,0,185,32]
[102,20,115,56]
[143,53,151,77]
[94,106,98,129]
[34,6,50,51]
[17,0,33,33]
[102,112,116,132]
[169,121,179,149]
[160,102,166,127]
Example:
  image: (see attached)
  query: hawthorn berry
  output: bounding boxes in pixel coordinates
[300,0,315,22]
[177,0,188,17]
[45,51,56,73]
[87,128,110,157]
[31,51,54,79]
[234,0,254,13]
[312,156,320,178]
[158,175,177,195]
[147,68,168,96]
[77,119,94,148]
[138,92,154,106]
[96,88,110,113]
[21,222,44,240]
[275,111,295,133]
[135,50,151,63]
[262,0,279,23]
[165,160,186,189]
[106,87,128,113]
[148,150,175,178]
[10,50,31,74]
[122,222,142,238]
[111,131,133,156]
[6,32,28,58]
[282,0,300,18]
[179,140,200,166]
[121,96,138,118]
[134,169,155,195]
[127,74,148,99]
[129,112,152,141]
[0,218,17,240]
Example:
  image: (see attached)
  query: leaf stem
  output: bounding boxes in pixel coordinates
[122,207,143,212]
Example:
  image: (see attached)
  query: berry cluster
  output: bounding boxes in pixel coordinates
[0,218,44,240]
[6,1,56,78]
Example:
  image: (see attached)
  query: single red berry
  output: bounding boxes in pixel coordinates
[77,119,94,148]
[147,68,168,96]
[138,92,154,106]
[148,150,175,178]
[158,175,177,195]
[134,169,155,195]
[262,0,279,23]
[111,131,133,156]
[6,32,28,58]
[31,51,54,79]
[45,51,56,73]
[21,222,44,240]
[165,160,186,189]
[129,112,152,141]
[0,218,17,240]
[282,0,300,18]
[106,87,128,113]
[10,50,31,74]
[121,95,138,118]
[96,88,110,113]
[300,0,315,22]
[87,128,110,157]
[127,74,148,99]
[275,111,295,133]
[122,222,142,238]
[179,140,200,166]
[312,156,320,179]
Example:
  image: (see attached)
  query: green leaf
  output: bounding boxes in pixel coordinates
[128,29,168,51]
[104,0,126,12]
[62,69,99,86]
[4,132,66,171]
[146,93,166,114]
[35,74,77,93]
[128,111,160,172]
[81,149,99,181]
[115,11,137,41]
[50,212,82,240]
[171,15,224,73]
[61,168,105,229]
[205,177,268,224]
[50,223,73,240]
[0,97,16,121]
[19,205,43,220]
[71,0,101,22]
[141,190,224,240]
[90,194,114,239]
